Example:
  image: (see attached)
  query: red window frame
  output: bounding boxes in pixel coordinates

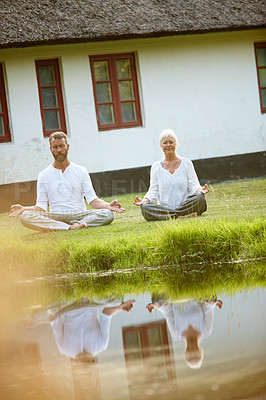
[122,320,171,361]
[254,42,266,113]
[122,320,176,390]
[0,63,11,143]
[35,59,67,137]
[89,53,142,131]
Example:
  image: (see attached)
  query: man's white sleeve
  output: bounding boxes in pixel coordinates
[95,312,112,354]
[82,169,98,204]
[36,172,48,211]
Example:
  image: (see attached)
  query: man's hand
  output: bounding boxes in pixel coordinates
[102,299,136,316]
[9,204,44,218]
[197,184,209,195]
[9,204,24,218]
[120,299,136,312]
[109,199,125,213]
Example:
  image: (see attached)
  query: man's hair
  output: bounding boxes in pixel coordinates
[49,131,67,144]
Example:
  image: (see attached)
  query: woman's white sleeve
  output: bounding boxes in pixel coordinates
[186,159,201,194]
[145,163,159,202]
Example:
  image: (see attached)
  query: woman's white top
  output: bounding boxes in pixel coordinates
[158,301,216,341]
[145,157,201,210]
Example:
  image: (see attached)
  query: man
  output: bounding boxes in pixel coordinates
[9,131,125,231]
[24,297,136,359]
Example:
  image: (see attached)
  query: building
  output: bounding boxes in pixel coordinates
[0,0,265,212]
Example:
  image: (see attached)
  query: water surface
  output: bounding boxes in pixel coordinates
[0,279,265,400]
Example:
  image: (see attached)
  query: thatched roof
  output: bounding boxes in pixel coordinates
[1,0,265,49]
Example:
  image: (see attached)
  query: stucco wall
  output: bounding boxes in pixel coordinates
[0,29,265,185]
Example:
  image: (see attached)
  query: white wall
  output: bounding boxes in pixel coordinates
[0,29,265,185]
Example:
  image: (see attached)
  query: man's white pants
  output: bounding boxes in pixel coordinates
[20,209,114,231]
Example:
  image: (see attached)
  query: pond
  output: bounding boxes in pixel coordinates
[0,274,265,400]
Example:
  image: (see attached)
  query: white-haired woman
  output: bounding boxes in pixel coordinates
[134,129,209,221]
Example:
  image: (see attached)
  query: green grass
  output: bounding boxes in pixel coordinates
[7,259,265,316]
[0,178,265,283]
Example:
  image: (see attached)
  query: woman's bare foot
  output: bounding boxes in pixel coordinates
[69,222,88,230]
[178,212,198,219]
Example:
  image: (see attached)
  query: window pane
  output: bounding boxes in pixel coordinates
[94,61,110,81]
[96,82,112,103]
[256,48,266,67]
[259,68,266,87]
[44,109,60,130]
[99,104,114,124]
[116,59,132,79]
[121,102,136,122]
[124,331,142,361]
[119,81,134,101]
[0,98,2,112]
[125,331,141,349]
[261,88,266,108]
[39,66,56,86]
[41,87,58,108]
[0,116,4,136]
[148,327,165,358]
[148,327,163,347]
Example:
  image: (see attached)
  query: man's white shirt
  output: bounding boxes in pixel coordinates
[36,162,97,212]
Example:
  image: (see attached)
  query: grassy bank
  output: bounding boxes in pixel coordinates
[0,178,265,280]
[5,259,265,316]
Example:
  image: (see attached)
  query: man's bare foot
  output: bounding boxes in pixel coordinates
[69,222,88,230]
[178,212,198,219]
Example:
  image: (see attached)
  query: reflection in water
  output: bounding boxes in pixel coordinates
[23,297,136,400]
[123,319,177,399]
[147,297,223,369]
[0,287,265,400]
[25,298,135,359]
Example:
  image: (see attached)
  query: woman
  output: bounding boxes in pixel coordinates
[134,129,209,221]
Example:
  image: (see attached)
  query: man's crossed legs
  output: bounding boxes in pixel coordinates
[20,209,114,231]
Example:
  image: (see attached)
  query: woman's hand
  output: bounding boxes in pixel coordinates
[134,196,149,206]
[134,196,143,206]
[197,184,209,194]
[146,303,161,313]
[214,300,223,309]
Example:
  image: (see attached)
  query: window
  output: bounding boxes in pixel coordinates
[0,63,11,142]
[35,59,67,137]
[122,321,176,398]
[123,320,171,361]
[254,43,266,113]
[90,53,142,130]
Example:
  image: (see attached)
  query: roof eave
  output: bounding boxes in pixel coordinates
[1,24,265,50]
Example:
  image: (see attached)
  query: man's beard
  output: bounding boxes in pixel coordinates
[52,151,68,162]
